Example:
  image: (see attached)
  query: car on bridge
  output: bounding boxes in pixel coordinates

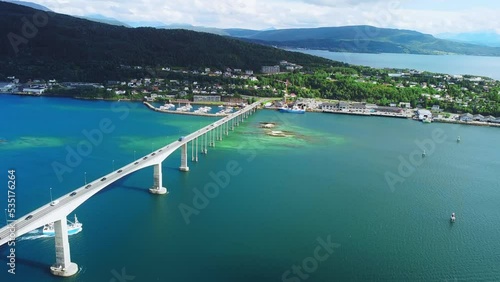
[101,177,106,181]
[25,215,33,220]
[85,184,92,189]
[70,192,77,196]
[50,200,59,206]
[117,169,123,173]
[178,136,185,141]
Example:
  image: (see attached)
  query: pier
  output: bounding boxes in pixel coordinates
[143,102,230,117]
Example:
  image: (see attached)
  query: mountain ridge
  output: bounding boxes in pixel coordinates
[0,2,334,82]
[224,26,500,56]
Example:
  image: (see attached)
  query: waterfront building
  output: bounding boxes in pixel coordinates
[484,115,497,122]
[459,113,473,122]
[473,114,485,122]
[193,95,221,102]
[417,109,432,120]
[338,101,349,110]
[375,106,404,113]
[22,87,46,95]
[350,102,367,112]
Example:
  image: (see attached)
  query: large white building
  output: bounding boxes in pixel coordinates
[261,65,280,74]
[417,109,432,120]
[193,95,221,102]
[22,87,46,95]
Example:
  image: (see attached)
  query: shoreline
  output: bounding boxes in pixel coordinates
[432,118,500,128]
[3,92,499,128]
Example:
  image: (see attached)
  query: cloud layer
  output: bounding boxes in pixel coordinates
[31,0,500,34]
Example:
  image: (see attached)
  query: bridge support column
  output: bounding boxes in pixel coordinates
[179,143,189,172]
[149,163,167,194]
[195,137,199,162]
[201,134,207,154]
[50,218,78,277]
[212,128,216,147]
[191,140,194,161]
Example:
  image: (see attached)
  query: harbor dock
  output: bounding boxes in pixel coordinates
[143,102,230,117]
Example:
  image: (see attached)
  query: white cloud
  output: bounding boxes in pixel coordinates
[32,0,500,34]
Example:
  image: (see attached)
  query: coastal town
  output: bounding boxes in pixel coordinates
[1,60,499,128]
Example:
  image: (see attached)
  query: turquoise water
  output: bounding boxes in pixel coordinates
[295,49,500,80]
[1,94,500,281]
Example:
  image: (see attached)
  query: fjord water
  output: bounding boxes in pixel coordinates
[1,95,500,281]
[295,49,500,80]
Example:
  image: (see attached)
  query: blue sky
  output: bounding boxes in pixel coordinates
[24,0,500,34]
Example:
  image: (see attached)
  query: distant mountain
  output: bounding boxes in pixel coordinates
[435,32,500,47]
[127,21,167,28]
[82,14,130,27]
[226,25,500,56]
[159,24,229,36]
[2,0,51,11]
[0,2,334,82]
[224,28,262,38]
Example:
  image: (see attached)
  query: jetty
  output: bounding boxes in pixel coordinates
[143,102,229,117]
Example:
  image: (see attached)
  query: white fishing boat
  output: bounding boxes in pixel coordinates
[43,215,82,236]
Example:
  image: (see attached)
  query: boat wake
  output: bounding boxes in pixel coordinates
[18,232,52,241]
[18,227,83,241]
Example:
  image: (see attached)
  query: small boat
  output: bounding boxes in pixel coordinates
[457,136,461,142]
[450,212,456,223]
[43,215,82,236]
[422,150,426,157]
[278,105,305,114]
[218,105,224,108]
[159,103,176,110]
[422,117,432,123]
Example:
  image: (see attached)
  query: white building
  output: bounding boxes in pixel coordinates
[261,65,280,74]
[193,95,221,102]
[23,88,46,95]
[417,109,432,120]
